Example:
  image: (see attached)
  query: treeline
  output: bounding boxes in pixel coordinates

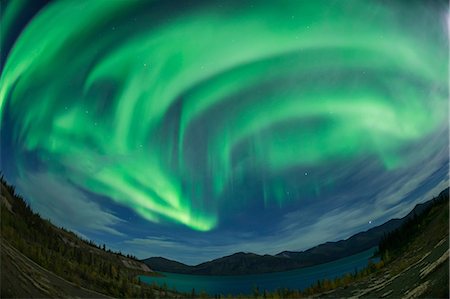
[81,237,139,261]
[378,188,449,262]
[2,177,138,259]
[216,259,384,299]
[0,175,182,298]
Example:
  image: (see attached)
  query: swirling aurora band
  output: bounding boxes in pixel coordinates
[1,0,447,232]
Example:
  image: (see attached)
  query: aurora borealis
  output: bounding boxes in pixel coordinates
[1,0,449,264]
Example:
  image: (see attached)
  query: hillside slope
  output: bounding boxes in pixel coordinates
[1,238,110,298]
[0,176,168,298]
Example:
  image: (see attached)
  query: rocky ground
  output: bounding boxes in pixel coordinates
[1,238,110,298]
[317,238,448,298]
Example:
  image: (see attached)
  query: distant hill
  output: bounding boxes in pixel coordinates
[143,256,193,273]
[275,195,438,261]
[143,188,448,275]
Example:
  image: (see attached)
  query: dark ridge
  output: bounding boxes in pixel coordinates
[142,188,449,275]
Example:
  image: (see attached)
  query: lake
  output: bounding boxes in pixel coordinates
[140,247,379,296]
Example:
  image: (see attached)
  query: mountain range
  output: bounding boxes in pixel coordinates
[142,188,448,275]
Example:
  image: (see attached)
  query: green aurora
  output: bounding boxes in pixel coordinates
[1,0,448,232]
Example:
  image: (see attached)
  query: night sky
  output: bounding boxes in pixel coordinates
[1,0,449,265]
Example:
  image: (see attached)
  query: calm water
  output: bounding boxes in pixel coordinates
[140,247,378,296]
